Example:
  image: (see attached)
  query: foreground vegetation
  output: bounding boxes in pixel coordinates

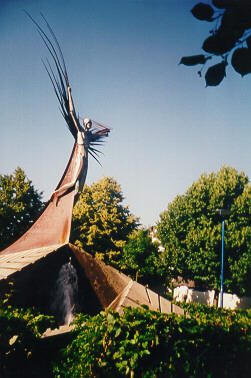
[1,293,249,377]
[53,305,250,377]
[0,294,56,377]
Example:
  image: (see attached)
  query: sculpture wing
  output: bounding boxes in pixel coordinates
[25,11,79,140]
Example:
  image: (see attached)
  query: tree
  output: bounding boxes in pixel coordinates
[0,168,43,251]
[120,229,159,282]
[180,1,251,86]
[157,166,251,295]
[71,176,138,267]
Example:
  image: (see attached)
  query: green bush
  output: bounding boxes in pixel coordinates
[0,294,56,377]
[1,291,249,377]
[54,306,250,377]
[176,300,251,325]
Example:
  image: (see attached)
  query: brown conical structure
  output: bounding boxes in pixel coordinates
[0,143,79,255]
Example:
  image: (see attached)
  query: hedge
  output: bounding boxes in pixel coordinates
[53,305,250,377]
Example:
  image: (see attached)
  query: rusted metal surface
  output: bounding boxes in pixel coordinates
[0,144,79,255]
[69,244,131,308]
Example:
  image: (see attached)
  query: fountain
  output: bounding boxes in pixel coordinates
[50,261,78,325]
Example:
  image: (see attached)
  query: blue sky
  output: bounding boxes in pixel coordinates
[0,0,250,227]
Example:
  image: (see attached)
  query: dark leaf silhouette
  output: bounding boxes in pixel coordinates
[212,0,234,9]
[231,3,251,30]
[202,34,236,55]
[231,47,251,76]
[179,55,207,66]
[219,10,245,41]
[205,61,226,86]
[191,3,215,22]
[181,0,251,86]
[246,36,251,49]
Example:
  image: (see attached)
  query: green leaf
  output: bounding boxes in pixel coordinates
[142,341,148,348]
[115,327,122,338]
[9,335,18,345]
[113,351,121,359]
[107,313,115,325]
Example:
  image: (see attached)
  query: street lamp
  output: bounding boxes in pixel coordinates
[215,209,231,308]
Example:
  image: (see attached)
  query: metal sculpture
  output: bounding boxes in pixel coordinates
[0,14,110,254]
[26,12,110,205]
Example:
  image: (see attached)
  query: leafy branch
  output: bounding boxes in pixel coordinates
[180,1,251,86]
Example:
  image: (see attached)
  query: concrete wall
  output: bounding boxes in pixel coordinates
[173,286,214,306]
[218,293,251,310]
[174,285,251,309]
[187,288,215,307]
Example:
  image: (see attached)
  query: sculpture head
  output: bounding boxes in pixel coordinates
[83,118,92,131]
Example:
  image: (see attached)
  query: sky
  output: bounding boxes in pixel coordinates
[0,0,250,227]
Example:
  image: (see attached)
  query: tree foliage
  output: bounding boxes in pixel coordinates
[120,229,159,282]
[0,168,43,251]
[71,176,138,267]
[157,166,251,295]
[180,0,251,86]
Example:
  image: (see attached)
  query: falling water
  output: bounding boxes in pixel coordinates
[50,261,78,325]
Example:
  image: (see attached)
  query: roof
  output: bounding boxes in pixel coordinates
[0,244,65,280]
[108,280,185,316]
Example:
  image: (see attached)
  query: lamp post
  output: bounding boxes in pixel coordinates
[215,209,231,308]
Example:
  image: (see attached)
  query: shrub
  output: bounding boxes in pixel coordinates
[54,305,250,377]
[0,294,56,377]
